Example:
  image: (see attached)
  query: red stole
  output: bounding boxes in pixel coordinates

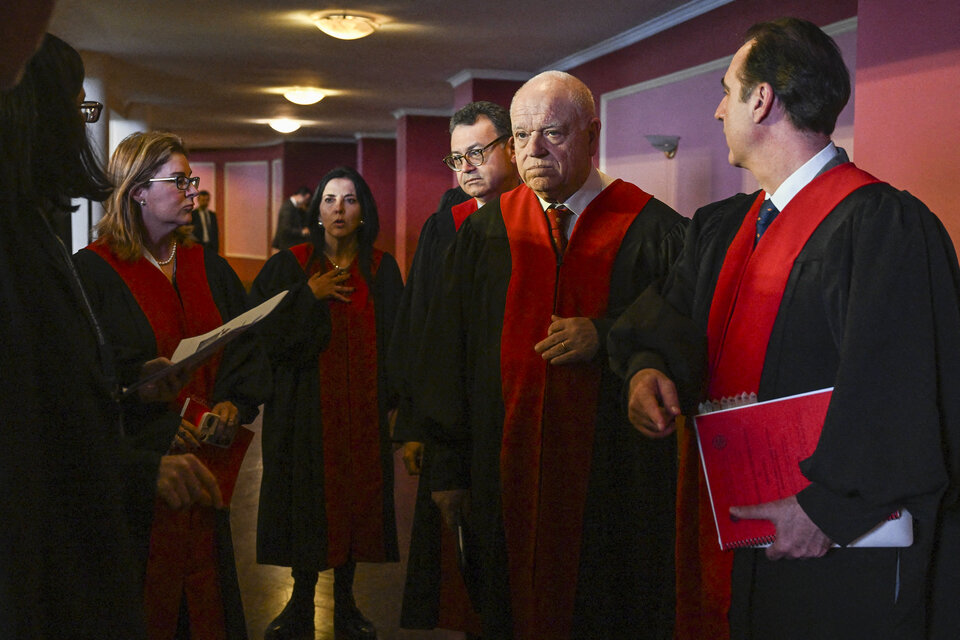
[499,181,652,639]
[675,163,882,640]
[87,241,223,404]
[88,241,227,640]
[292,244,389,564]
[451,198,478,231]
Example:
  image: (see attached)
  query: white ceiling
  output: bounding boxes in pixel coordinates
[48,0,719,149]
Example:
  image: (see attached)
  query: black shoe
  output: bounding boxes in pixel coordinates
[333,605,376,639]
[264,598,314,640]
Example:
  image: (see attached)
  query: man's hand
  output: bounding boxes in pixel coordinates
[730,495,833,560]
[401,441,424,475]
[627,368,682,438]
[431,489,469,529]
[137,357,193,404]
[156,454,224,510]
[534,315,599,365]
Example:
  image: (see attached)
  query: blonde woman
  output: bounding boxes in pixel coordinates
[75,131,268,640]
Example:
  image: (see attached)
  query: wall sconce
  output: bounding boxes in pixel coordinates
[645,135,680,159]
[311,13,379,40]
[269,118,302,133]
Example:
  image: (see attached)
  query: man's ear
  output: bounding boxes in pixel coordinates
[751,82,775,123]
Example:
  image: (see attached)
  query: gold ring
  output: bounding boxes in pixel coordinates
[561,340,568,352]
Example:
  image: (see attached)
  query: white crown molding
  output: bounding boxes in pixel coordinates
[545,0,734,72]
[392,108,453,119]
[447,69,533,88]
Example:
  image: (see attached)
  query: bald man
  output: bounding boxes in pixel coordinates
[419,71,687,639]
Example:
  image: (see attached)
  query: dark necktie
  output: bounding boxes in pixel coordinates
[755,199,779,242]
[546,204,572,259]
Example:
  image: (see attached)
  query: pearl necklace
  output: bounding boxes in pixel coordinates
[156,241,177,266]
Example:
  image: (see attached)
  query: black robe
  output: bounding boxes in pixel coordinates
[74,244,268,640]
[387,187,482,631]
[251,245,403,570]
[418,183,688,639]
[608,179,960,639]
[0,205,145,639]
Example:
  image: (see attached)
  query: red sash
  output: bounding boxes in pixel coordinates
[88,241,227,640]
[451,198,478,231]
[87,241,224,404]
[499,181,651,638]
[676,163,882,640]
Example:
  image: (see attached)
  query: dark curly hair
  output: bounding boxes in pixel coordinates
[740,18,850,135]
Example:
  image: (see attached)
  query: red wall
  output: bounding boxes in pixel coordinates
[358,137,398,258]
[395,114,452,273]
[854,0,960,246]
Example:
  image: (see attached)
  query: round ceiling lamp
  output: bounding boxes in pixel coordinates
[269,118,302,133]
[284,87,325,105]
[311,13,378,40]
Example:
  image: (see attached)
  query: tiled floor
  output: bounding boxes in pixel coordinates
[230,414,464,640]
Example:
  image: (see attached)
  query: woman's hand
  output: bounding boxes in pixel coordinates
[307,268,353,302]
[208,400,240,444]
[171,419,201,453]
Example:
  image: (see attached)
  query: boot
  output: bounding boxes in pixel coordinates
[264,568,317,640]
[333,561,376,639]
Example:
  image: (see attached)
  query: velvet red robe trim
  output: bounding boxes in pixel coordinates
[451,199,478,231]
[498,181,651,638]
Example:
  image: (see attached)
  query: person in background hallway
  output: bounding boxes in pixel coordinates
[389,100,520,637]
[418,71,687,639]
[252,166,403,640]
[271,185,312,250]
[75,130,269,640]
[608,17,960,639]
[0,28,195,638]
[191,189,219,253]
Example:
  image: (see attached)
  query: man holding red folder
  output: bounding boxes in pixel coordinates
[609,17,960,640]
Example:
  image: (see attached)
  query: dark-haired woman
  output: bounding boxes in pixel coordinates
[251,166,402,640]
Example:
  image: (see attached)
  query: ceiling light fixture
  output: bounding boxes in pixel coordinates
[269,118,302,133]
[284,87,326,105]
[311,13,378,40]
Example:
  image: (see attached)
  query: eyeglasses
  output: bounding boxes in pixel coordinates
[443,134,509,171]
[148,175,200,191]
[80,101,103,124]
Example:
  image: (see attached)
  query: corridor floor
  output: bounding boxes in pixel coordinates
[230,415,464,640]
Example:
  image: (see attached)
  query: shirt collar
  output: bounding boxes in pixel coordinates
[768,141,838,211]
[533,167,615,216]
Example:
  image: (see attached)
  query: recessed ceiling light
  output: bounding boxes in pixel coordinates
[269,118,301,133]
[311,13,378,40]
[283,87,326,105]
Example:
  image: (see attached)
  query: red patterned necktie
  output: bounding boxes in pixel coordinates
[546,204,572,258]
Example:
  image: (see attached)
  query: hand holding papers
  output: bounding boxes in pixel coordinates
[123,290,287,397]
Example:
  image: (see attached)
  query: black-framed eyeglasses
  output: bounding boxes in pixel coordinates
[443,134,509,171]
[148,175,200,191]
[80,101,103,124]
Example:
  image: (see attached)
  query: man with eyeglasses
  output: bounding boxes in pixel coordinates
[190,189,219,253]
[389,100,518,637]
[418,71,688,639]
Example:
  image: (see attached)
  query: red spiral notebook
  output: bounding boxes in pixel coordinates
[694,388,911,550]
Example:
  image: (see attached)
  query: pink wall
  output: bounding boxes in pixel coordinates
[283,141,357,196]
[395,114,452,273]
[601,27,857,217]
[854,0,960,246]
[358,137,398,258]
[568,0,857,98]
